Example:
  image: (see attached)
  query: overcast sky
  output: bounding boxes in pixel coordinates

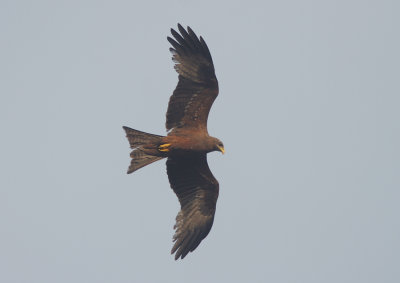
[1,0,399,282]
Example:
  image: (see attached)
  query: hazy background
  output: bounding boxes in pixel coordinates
[1,0,399,282]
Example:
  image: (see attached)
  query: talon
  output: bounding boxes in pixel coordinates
[158,143,171,152]
[159,143,171,148]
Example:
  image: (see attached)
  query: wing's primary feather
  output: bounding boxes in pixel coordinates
[166,154,219,260]
[166,24,218,132]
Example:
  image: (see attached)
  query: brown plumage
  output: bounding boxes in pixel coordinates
[123,24,224,260]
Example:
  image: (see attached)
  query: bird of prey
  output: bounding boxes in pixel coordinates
[123,24,224,260]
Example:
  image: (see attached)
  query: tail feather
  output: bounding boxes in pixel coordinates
[123,126,164,148]
[123,126,165,174]
[127,149,164,174]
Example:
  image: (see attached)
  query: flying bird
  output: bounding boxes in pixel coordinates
[123,24,224,260]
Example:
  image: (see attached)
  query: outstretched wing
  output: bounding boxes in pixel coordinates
[166,24,219,132]
[166,154,219,260]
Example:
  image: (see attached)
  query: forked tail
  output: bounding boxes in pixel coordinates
[123,126,165,174]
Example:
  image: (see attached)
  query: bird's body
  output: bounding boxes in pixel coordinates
[163,132,222,153]
[123,24,223,260]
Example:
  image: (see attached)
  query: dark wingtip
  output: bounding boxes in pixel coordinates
[174,252,180,261]
[187,26,194,34]
[171,246,180,260]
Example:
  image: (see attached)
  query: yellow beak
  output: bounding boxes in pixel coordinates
[217,145,225,154]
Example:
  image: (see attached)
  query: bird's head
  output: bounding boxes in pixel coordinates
[213,138,225,154]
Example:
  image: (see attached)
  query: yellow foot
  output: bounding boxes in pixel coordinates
[158,143,171,152]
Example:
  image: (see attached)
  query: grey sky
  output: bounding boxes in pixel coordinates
[1,0,399,282]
